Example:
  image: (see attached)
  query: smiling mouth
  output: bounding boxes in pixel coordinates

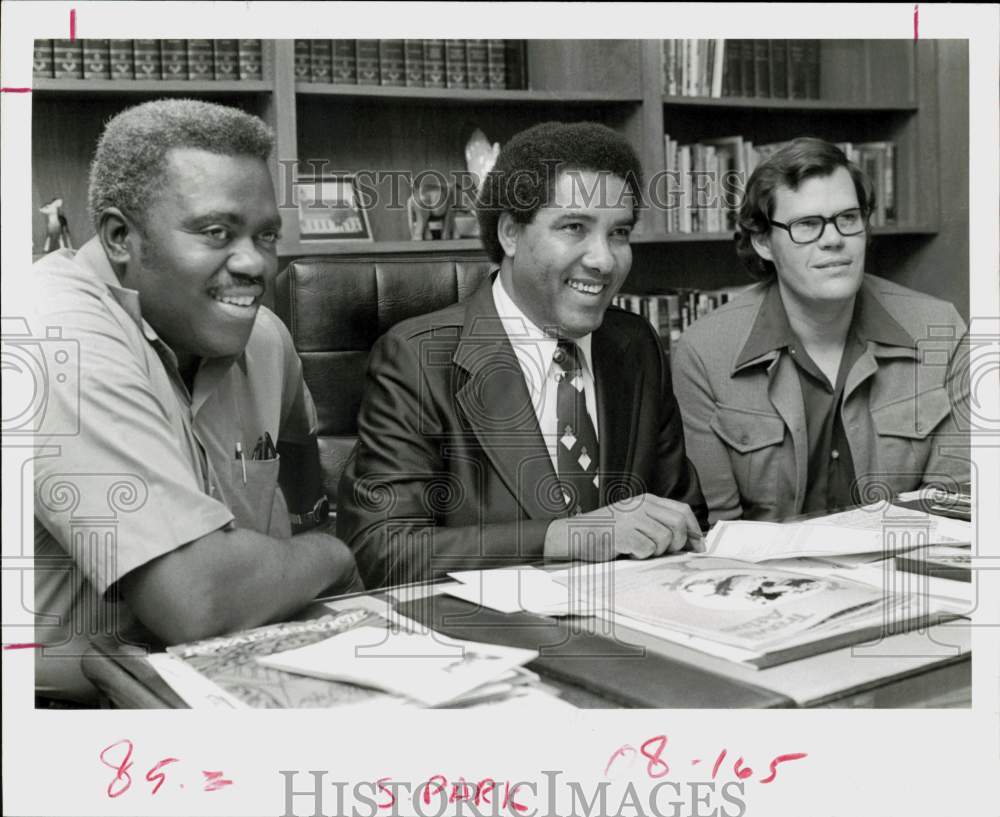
[813,259,852,270]
[211,290,261,308]
[567,279,606,295]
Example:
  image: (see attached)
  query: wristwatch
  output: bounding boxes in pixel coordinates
[289,495,330,528]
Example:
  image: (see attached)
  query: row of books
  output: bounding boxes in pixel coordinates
[614,286,749,351]
[294,39,527,90]
[663,39,820,99]
[661,135,897,234]
[32,39,264,81]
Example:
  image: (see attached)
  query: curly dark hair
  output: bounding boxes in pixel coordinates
[736,137,875,281]
[475,121,644,264]
[88,98,274,232]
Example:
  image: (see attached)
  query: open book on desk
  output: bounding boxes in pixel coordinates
[552,555,959,669]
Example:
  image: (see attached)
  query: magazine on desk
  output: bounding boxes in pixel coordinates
[553,554,959,669]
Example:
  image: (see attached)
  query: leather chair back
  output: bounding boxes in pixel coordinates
[274,256,493,507]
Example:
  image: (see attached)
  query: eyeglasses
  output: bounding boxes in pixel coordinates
[768,208,866,244]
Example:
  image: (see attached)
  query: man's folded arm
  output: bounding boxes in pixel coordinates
[117,526,358,645]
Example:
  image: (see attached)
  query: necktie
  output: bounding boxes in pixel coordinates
[553,339,600,514]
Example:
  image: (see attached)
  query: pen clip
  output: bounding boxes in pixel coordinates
[235,441,247,486]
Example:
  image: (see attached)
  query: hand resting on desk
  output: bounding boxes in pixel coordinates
[543,493,704,562]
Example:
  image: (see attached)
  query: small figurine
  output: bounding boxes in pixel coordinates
[40,197,73,253]
[464,128,501,194]
[407,174,456,240]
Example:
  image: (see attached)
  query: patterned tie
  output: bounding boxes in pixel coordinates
[553,339,600,514]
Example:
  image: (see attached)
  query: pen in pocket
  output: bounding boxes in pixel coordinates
[235,441,247,486]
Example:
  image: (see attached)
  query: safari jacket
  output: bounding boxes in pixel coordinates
[671,274,969,523]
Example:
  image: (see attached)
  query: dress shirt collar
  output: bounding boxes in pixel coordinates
[491,272,595,376]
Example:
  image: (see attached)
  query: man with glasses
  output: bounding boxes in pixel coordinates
[671,137,968,523]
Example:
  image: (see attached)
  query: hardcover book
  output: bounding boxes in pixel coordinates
[238,39,263,80]
[82,39,110,79]
[422,39,446,88]
[769,39,789,98]
[739,40,755,97]
[753,39,770,97]
[445,39,468,88]
[504,40,527,90]
[294,39,311,79]
[33,38,53,78]
[309,39,332,83]
[187,39,214,80]
[466,39,489,89]
[160,39,188,80]
[378,39,405,86]
[53,39,83,79]
[332,39,357,84]
[403,39,424,86]
[133,39,161,79]
[487,39,506,89]
[788,40,808,99]
[109,39,134,79]
[355,39,380,85]
[213,39,239,81]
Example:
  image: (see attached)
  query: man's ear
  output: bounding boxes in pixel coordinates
[497,211,519,259]
[750,231,774,263]
[97,207,136,269]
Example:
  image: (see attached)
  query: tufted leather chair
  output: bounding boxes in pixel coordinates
[273,256,494,511]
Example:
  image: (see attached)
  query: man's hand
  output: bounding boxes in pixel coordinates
[543,494,704,562]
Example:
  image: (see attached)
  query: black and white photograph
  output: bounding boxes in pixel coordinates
[2,3,998,817]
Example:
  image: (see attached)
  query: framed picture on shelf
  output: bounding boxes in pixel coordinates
[294,175,372,241]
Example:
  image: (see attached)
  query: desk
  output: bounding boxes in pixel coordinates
[82,576,970,709]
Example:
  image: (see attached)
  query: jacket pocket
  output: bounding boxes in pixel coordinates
[710,405,786,508]
[871,387,952,440]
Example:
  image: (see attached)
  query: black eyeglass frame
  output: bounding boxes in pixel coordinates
[768,207,867,245]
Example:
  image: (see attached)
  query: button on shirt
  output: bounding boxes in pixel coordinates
[32,238,317,702]
[491,275,599,483]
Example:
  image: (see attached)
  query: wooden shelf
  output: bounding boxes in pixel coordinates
[662,95,918,113]
[278,238,486,258]
[633,225,937,245]
[296,82,641,105]
[33,78,272,95]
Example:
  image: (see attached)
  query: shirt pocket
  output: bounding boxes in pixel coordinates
[710,404,786,509]
[870,387,953,484]
[229,455,280,534]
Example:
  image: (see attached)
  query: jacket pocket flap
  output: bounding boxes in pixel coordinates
[872,387,952,440]
[711,405,785,453]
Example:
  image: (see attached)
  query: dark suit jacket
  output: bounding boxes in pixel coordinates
[337,278,707,588]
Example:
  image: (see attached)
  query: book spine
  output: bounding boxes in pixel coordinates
[883,143,896,223]
[753,40,770,98]
[721,39,739,97]
[486,39,506,89]
[310,40,332,83]
[332,40,357,84]
[769,39,788,98]
[132,39,161,79]
[378,39,405,86]
[740,40,755,97]
[356,40,380,85]
[664,40,677,96]
[422,39,446,88]
[213,39,239,81]
[109,39,133,79]
[53,39,83,79]
[161,39,188,80]
[187,39,214,80]
[504,40,526,90]
[82,39,111,80]
[445,39,468,88]
[466,39,488,89]
[238,39,263,80]
[788,40,807,99]
[404,39,424,87]
[804,39,821,98]
[294,39,311,80]
[33,38,54,78]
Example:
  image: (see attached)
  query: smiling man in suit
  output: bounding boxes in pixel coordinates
[337,121,707,588]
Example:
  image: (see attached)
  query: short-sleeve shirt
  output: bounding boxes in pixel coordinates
[32,238,317,702]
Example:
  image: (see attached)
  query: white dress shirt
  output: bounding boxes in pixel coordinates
[491,275,599,478]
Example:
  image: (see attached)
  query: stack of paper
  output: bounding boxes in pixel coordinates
[443,566,574,615]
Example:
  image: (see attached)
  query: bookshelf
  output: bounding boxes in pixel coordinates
[31,38,969,316]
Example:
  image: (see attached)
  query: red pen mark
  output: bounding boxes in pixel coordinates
[3,642,43,649]
[145,757,180,795]
[639,734,670,778]
[476,778,495,806]
[70,8,76,40]
[504,781,529,813]
[690,758,701,765]
[201,770,233,792]
[99,739,135,798]
[376,777,395,809]
[0,88,32,94]
[760,752,808,784]
[423,775,446,805]
[733,756,753,780]
[604,744,636,777]
[913,4,919,39]
[711,749,727,780]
